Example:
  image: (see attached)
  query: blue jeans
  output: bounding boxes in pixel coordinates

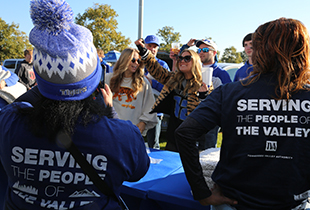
[147,117,162,149]
[211,204,237,210]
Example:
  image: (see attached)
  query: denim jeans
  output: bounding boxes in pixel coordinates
[147,117,162,149]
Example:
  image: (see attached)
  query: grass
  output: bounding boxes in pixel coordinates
[217,132,223,148]
[145,132,223,150]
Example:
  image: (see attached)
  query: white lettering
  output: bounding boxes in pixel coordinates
[93,155,107,171]
[237,99,310,112]
[24,149,38,165]
[248,99,258,111]
[256,115,298,123]
[13,190,36,204]
[50,171,61,183]
[259,99,271,111]
[74,173,85,184]
[271,100,282,111]
[263,127,310,137]
[288,100,300,111]
[39,170,50,181]
[235,126,259,135]
[301,100,310,112]
[303,128,310,137]
[237,99,247,111]
[61,172,74,184]
[12,147,24,163]
[11,147,108,170]
[39,170,103,185]
[296,128,302,137]
[39,150,54,166]
[55,152,70,167]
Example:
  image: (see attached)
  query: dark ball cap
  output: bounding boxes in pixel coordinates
[242,33,253,47]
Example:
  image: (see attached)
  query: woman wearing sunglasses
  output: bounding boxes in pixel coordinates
[135,39,214,152]
[105,48,158,135]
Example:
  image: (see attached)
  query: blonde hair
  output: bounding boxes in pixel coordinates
[109,48,144,95]
[167,49,202,93]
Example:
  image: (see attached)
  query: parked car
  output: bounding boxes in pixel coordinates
[218,62,243,81]
[2,59,24,73]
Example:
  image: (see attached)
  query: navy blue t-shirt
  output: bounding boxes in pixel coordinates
[0,102,149,210]
[182,73,310,209]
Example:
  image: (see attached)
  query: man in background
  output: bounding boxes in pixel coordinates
[97,48,111,73]
[180,38,231,85]
[144,35,170,149]
[180,38,231,150]
[15,49,36,90]
[234,33,253,81]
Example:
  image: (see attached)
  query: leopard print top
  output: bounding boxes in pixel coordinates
[144,52,202,116]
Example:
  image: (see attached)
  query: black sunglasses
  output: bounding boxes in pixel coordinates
[131,58,141,64]
[178,55,192,63]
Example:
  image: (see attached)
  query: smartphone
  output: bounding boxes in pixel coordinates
[93,63,106,101]
[99,63,106,89]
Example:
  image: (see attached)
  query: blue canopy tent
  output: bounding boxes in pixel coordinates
[103,50,121,63]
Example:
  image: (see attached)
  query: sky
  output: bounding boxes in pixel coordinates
[2,0,310,59]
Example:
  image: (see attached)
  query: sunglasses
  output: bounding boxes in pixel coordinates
[197,47,213,54]
[178,55,192,63]
[131,58,141,64]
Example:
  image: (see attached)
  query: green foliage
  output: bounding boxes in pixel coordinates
[75,3,131,53]
[220,46,243,63]
[240,51,248,63]
[156,26,181,53]
[0,18,32,62]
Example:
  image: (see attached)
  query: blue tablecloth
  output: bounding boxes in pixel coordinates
[121,149,210,210]
[148,167,209,210]
[121,149,183,199]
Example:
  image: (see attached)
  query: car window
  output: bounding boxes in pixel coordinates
[3,61,16,69]
[17,60,22,67]
[226,67,240,81]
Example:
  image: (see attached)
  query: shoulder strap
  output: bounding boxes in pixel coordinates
[56,131,128,210]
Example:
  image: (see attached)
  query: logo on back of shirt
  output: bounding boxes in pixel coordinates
[265,141,277,151]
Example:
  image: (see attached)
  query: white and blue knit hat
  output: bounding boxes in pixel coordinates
[29,0,102,100]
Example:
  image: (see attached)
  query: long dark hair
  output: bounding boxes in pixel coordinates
[18,91,112,142]
[247,18,310,100]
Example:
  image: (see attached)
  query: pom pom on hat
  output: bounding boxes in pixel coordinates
[29,0,102,101]
[30,0,73,35]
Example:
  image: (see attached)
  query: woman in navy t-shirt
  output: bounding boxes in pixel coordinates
[175,18,310,210]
